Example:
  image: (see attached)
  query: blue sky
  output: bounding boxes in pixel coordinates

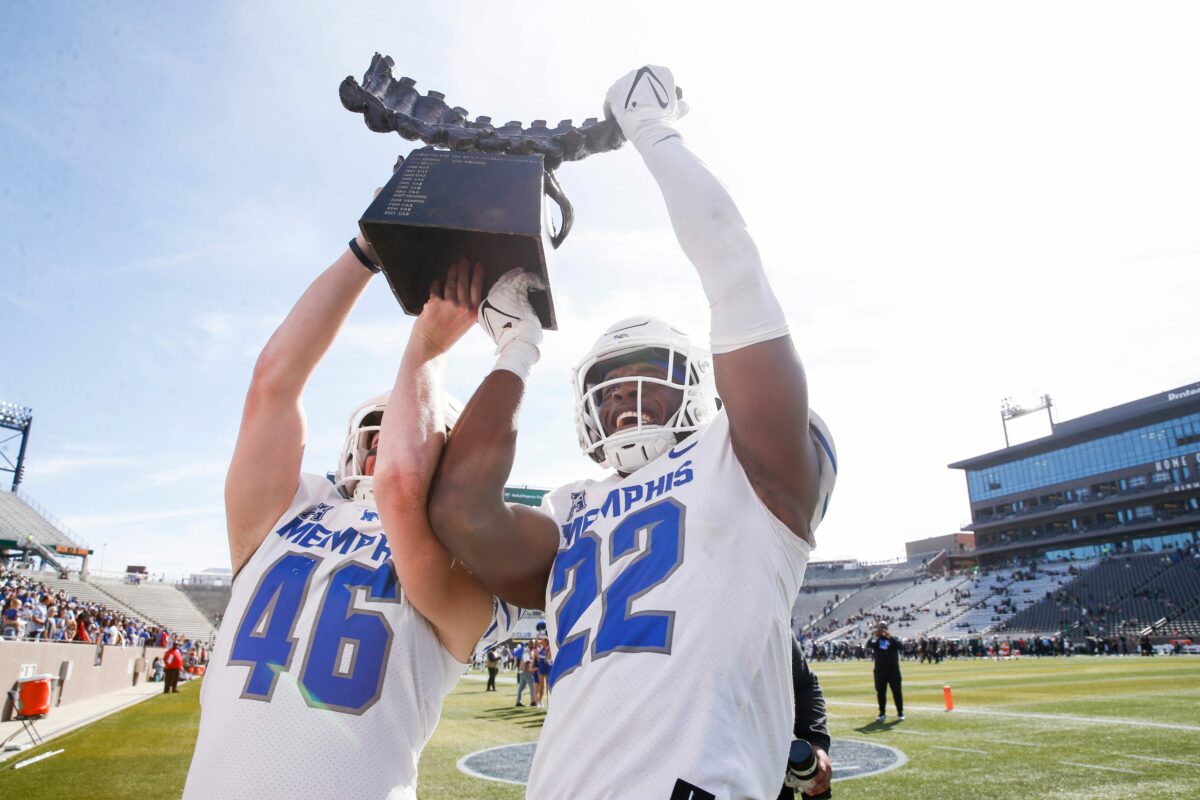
[3,1,1199,579]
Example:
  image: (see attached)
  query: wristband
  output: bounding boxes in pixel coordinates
[348,237,381,274]
[492,340,540,383]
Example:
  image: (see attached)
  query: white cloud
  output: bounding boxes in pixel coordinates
[29,454,143,478]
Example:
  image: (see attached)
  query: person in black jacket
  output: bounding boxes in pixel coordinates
[866,621,903,721]
[779,637,833,799]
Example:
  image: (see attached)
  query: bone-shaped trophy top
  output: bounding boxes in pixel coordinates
[340,53,628,170]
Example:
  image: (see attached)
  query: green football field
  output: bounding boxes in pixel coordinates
[3,657,1198,799]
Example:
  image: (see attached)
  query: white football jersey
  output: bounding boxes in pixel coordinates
[526,410,836,799]
[184,474,515,800]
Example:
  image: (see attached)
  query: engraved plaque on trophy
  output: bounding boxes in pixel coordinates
[359,149,558,328]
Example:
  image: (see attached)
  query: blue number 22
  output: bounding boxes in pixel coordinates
[229,552,399,714]
[548,499,685,687]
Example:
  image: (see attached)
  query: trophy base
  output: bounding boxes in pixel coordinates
[359,149,557,330]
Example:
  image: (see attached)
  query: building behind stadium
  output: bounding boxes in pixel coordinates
[949,380,1200,568]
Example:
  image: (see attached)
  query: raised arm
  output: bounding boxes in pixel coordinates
[606,66,824,542]
[224,230,379,573]
[372,260,497,661]
[428,270,560,610]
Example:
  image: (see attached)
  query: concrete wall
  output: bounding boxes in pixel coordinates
[0,641,166,718]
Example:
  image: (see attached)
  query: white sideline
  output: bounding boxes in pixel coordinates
[826,700,1200,733]
[1060,761,1140,775]
[1123,754,1200,767]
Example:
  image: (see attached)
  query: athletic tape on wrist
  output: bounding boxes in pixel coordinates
[492,340,540,382]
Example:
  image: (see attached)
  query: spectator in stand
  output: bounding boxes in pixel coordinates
[26,594,48,640]
[163,641,184,694]
[485,648,501,692]
[2,597,20,639]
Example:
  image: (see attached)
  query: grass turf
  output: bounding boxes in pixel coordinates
[2,657,1198,798]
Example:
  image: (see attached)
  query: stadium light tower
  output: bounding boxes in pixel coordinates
[0,401,33,491]
[1000,394,1055,447]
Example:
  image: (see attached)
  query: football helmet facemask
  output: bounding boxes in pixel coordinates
[573,316,719,472]
[334,392,463,502]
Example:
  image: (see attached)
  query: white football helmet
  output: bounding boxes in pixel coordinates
[573,316,720,472]
[334,391,463,502]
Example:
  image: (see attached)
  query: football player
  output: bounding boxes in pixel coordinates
[184,228,512,798]
[430,67,838,797]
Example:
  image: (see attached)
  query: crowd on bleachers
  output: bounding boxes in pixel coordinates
[801,629,1191,662]
[794,541,1200,648]
[0,568,209,665]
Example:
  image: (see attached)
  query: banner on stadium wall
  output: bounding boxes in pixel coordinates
[503,486,548,507]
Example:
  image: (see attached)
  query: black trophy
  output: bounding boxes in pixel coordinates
[340,54,632,330]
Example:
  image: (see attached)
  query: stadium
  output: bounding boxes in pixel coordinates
[3,382,1198,797]
[5,5,1200,798]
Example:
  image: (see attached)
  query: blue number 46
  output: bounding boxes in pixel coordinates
[549,499,685,686]
[228,552,399,714]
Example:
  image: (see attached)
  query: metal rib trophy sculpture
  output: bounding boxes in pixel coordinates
[340,53,632,329]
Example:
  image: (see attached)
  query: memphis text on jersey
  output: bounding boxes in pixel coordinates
[561,457,694,546]
[273,504,393,564]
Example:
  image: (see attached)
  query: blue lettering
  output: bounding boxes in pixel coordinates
[562,517,584,547]
[673,460,694,487]
[329,527,357,555]
[371,533,392,562]
[299,524,331,549]
[582,508,599,532]
[644,473,668,502]
[276,518,313,543]
[354,533,377,553]
[621,485,644,508]
[600,489,622,519]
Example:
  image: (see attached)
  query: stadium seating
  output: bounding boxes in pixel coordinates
[87,576,217,644]
[0,491,87,553]
[21,571,144,620]
[179,584,233,626]
[791,587,848,631]
[870,575,973,633]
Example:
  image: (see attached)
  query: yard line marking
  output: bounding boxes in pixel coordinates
[987,739,1044,748]
[1060,761,1140,775]
[888,729,934,736]
[931,745,987,754]
[1123,754,1200,767]
[13,749,65,769]
[825,701,1200,732]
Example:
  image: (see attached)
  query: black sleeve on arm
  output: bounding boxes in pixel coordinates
[792,637,831,753]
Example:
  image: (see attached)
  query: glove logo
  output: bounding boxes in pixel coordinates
[624,66,670,110]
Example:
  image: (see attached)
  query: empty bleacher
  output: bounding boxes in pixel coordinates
[88,576,217,644]
[0,491,89,554]
[179,584,233,626]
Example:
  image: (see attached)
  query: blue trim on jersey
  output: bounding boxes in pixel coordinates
[811,424,837,474]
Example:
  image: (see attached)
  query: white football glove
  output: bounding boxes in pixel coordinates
[604,65,688,151]
[478,268,544,380]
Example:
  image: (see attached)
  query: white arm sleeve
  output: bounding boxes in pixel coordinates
[635,134,789,354]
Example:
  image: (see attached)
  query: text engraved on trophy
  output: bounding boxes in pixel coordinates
[382,152,498,219]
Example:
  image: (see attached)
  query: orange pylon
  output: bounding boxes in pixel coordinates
[943,684,955,711]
